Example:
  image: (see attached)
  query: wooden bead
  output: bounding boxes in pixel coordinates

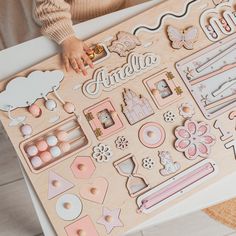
[63,202,71,209]
[77,229,86,236]
[56,131,68,141]
[63,102,75,114]
[151,89,158,96]
[52,180,60,187]
[78,164,86,171]
[36,140,48,152]
[28,104,42,118]
[45,99,57,111]
[46,135,58,146]
[50,146,61,158]
[40,151,52,162]
[59,142,71,153]
[182,106,190,113]
[90,187,98,195]
[105,215,113,222]
[147,131,155,138]
[20,124,32,136]
[30,156,43,168]
[26,145,38,157]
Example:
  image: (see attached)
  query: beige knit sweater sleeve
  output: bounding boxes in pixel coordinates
[35,0,75,44]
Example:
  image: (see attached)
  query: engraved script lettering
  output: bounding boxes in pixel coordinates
[82,52,159,98]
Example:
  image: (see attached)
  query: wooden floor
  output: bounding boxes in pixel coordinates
[0,123,43,236]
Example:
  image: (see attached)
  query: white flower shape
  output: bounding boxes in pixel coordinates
[179,102,195,118]
[142,157,155,170]
[115,136,129,150]
[92,143,113,163]
[163,111,176,123]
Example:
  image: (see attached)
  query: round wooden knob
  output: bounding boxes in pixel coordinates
[147,131,155,138]
[105,215,113,223]
[63,202,71,209]
[151,89,158,96]
[182,106,190,113]
[77,229,86,236]
[78,164,86,171]
[52,180,60,187]
[63,102,75,114]
[90,187,98,195]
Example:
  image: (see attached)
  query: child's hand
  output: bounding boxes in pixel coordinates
[61,36,94,75]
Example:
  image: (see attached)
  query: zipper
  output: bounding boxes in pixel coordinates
[138,162,214,213]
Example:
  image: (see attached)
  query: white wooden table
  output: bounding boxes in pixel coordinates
[1,1,236,235]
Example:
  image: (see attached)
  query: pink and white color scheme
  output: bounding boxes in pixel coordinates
[175,120,216,160]
[167,26,198,50]
[48,171,74,200]
[139,122,165,148]
[97,207,123,234]
[114,154,149,197]
[122,89,154,125]
[84,98,124,140]
[159,151,181,176]
[200,0,236,41]
[65,215,99,236]
[70,156,96,179]
[137,159,217,214]
[143,70,183,109]
[108,31,141,57]
[79,177,109,204]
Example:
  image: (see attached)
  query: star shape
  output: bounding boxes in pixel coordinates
[97,207,123,234]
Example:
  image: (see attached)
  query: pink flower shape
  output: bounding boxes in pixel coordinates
[174,120,215,160]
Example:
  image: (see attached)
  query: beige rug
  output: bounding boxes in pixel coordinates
[204,198,236,229]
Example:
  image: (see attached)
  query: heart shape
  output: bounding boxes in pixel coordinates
[79,177,108,204]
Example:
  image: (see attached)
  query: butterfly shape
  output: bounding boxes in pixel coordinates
[167,26,198,50]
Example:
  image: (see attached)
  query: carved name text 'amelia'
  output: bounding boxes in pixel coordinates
[82,52,160,98]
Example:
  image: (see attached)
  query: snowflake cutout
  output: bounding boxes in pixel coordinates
[92,143,113,163]
[115,136,129,150]
[163,111,176,123]
[142,157,155,170]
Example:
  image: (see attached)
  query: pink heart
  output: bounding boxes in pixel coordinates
[80,177,108,204]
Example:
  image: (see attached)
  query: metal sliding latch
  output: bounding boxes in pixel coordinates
[175,86,183,95]
[166,72,175,80]
[94,128,103,137]
[85,112,94,121]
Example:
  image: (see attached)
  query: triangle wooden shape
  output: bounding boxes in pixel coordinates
[48,171,74,200]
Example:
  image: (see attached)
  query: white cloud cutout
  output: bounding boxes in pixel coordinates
[0,70,64,111]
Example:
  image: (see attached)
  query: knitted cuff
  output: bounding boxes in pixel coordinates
[44,19,75,44]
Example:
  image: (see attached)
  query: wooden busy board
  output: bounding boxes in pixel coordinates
[1,0,236,235]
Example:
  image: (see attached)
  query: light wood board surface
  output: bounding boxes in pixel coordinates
[0,0,236,235]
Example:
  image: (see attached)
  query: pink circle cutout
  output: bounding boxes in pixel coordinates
[139,122,165,148]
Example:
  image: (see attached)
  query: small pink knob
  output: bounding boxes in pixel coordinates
[63,102,75,114]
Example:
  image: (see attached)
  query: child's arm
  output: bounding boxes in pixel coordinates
[35,0,93,75]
